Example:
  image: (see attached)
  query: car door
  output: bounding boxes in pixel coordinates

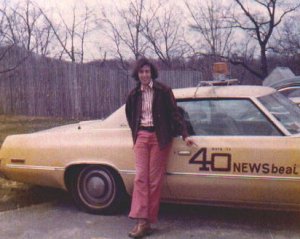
[166,98,300,205]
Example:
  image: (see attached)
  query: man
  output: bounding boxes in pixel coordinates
[126,58,194,238]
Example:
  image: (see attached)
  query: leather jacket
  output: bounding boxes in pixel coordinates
[125,80,188,149]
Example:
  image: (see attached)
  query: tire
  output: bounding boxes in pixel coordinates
[70,165,125,214]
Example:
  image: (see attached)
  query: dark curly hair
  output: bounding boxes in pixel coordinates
[131,58,158,82]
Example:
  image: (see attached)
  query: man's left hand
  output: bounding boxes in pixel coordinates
[184,137,197,147]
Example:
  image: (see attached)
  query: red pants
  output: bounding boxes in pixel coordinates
[129,130,171,223]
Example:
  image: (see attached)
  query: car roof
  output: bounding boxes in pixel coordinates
[173,85,276,99]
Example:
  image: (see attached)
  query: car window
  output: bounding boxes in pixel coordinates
[177,99,281,136]
[259,92,300,134]
[278,87,300,98]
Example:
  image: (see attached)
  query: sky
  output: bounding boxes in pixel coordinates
[3,0,300,61]
[30,0,196,61]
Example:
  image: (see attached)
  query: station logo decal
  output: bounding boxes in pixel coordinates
[189,148,298,175]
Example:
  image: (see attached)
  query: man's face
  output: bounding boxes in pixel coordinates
[138,65,151,86]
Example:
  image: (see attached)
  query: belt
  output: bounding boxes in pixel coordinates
[139,126,155,132]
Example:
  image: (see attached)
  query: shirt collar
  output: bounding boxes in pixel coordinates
[141,80,153,91]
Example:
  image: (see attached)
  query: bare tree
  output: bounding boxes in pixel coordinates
[271,15,300,57]
[0,2,21,46]
[0,1,9,44]
[0,1,34,74]
[16,0,42,51]
[230,0,300,79]
[32,17,54,56]
[102,0,150,67]
[39,3,95,62]
[185,0,234,59]
[143,4,188,67]
[0,0,47,52]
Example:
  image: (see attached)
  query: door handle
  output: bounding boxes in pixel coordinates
[178,150,191,156]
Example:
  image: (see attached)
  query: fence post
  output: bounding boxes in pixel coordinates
[72,63,81,119]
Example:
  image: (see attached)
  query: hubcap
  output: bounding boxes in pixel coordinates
[86,176,105,198]
[78,167,115,208]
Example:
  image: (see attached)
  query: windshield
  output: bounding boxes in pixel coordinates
[258,92,300,134]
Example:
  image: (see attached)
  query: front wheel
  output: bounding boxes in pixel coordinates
[70,165,125,214]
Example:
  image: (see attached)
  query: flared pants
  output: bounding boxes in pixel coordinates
[129,130,171,223]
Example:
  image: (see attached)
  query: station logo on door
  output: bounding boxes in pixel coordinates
[189,148,298,175]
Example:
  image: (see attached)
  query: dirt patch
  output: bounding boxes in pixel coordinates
[0,178,68,212]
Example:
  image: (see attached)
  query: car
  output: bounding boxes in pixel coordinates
[1,85,300,214]
[266,78,300,106]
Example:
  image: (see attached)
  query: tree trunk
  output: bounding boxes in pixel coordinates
[260,45,268,79]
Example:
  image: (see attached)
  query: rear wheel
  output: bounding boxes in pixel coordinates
[70,165,124,214]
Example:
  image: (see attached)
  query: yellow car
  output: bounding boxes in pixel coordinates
[0,85,300,213]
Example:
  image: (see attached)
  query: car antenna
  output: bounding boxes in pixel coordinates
[194,81,210,97]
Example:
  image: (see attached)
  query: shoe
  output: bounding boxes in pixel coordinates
[128,224,139,236]
[128,222,152,238]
